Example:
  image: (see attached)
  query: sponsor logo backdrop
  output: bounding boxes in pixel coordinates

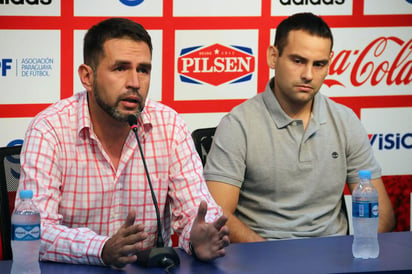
[0,0,411,231]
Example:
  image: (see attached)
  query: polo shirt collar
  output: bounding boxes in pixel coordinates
[311,91,327,125]
[262,78,327,129]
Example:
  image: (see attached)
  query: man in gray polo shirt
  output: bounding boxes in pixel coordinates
[204,12,395,242]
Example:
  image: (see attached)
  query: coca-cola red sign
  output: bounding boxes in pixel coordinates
[177,43,255,86]
[325,36,411,88]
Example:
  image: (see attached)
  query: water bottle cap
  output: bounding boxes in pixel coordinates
[359,170,371,179]
[19,189,33,199]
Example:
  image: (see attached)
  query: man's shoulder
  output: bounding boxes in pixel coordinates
[229,92,265,116]
[318,93,357,117]
[145,99,186,126]
[146,99,177,114]
[315,93,363,132]
[29,92,84,130]
[145,99,181,122]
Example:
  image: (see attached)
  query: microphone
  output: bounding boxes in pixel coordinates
[127,114,180,269]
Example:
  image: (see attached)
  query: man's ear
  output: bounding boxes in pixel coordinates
[78,64,94,92]
[267,45,278,69]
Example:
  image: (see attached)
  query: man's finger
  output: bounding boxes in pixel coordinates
[194,200,208,224]
[124,209,136,227]
[213,214,228,230]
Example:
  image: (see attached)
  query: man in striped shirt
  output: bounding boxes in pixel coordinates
[16,18,229,268]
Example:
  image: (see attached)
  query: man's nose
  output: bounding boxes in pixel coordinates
[301,65,313,82]
[127,70,140,89]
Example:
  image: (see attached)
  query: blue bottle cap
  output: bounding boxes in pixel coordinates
[359,170,371,179]
[19,189,33,199]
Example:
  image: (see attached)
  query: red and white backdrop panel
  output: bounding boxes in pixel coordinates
[0,0,411,231]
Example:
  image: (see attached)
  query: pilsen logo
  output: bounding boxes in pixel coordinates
[177,43,255,86]
[325,37,411,88]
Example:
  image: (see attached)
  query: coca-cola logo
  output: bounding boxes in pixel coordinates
[177,43,255,86]
[325,37,412,88]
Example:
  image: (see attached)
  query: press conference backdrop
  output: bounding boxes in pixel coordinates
[0,0,411,231]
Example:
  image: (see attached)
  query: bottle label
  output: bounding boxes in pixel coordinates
[352,201,379,218]
[11,224,40,241]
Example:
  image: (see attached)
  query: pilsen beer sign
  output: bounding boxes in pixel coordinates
[177,43,255,86]
[177,37,410,89]
[325,36,411,88]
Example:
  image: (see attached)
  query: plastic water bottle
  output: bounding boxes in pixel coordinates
[11,189,41,274]
[352,170,379,259]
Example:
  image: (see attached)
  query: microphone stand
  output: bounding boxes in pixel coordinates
[128,115,180,269]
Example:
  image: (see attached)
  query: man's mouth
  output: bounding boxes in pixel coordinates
[296,85,313,92]
[123,97,139,103]
[120,96,140,108]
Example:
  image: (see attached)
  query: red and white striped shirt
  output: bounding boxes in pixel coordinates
[17,91,222,265]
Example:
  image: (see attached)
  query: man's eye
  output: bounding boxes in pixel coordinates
[115,66,126,71]
[138,67,150,74]
[293,58,302,64]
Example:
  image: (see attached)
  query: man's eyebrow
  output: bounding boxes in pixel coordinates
[289,54,329,64]
[111,60,152,69]
[138,63,152,69]
[112,60,131,66]
[315,58,330,65]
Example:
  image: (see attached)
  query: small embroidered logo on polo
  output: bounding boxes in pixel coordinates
[331,152,339,159]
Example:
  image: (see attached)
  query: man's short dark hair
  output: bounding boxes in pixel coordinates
[274,12,333,56]
[83,18,153,70]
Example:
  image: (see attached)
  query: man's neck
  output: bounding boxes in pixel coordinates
[272,88,313,129]
[89,106,131,170]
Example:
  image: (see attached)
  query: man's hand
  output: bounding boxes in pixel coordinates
[101,209,148,268]
[189,201,230,261]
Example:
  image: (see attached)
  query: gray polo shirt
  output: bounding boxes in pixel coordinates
[204,78,381,239]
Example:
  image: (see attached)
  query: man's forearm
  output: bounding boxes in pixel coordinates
[40,223,107,265]
[226,214,266,243]
[377,199,396,232]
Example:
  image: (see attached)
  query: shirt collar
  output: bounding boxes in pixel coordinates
[136,99,154,136]
[312,91,327,125]
[77,91,93,143]
[262,77,327,128]
[75,91,153,144]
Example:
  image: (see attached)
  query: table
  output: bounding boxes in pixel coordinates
[1,231,411,273]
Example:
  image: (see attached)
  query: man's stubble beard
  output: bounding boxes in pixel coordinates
[92,80,142,122]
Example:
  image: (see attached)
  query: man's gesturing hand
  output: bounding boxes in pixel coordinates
[189,201,230,261]
[102,209,148,268]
